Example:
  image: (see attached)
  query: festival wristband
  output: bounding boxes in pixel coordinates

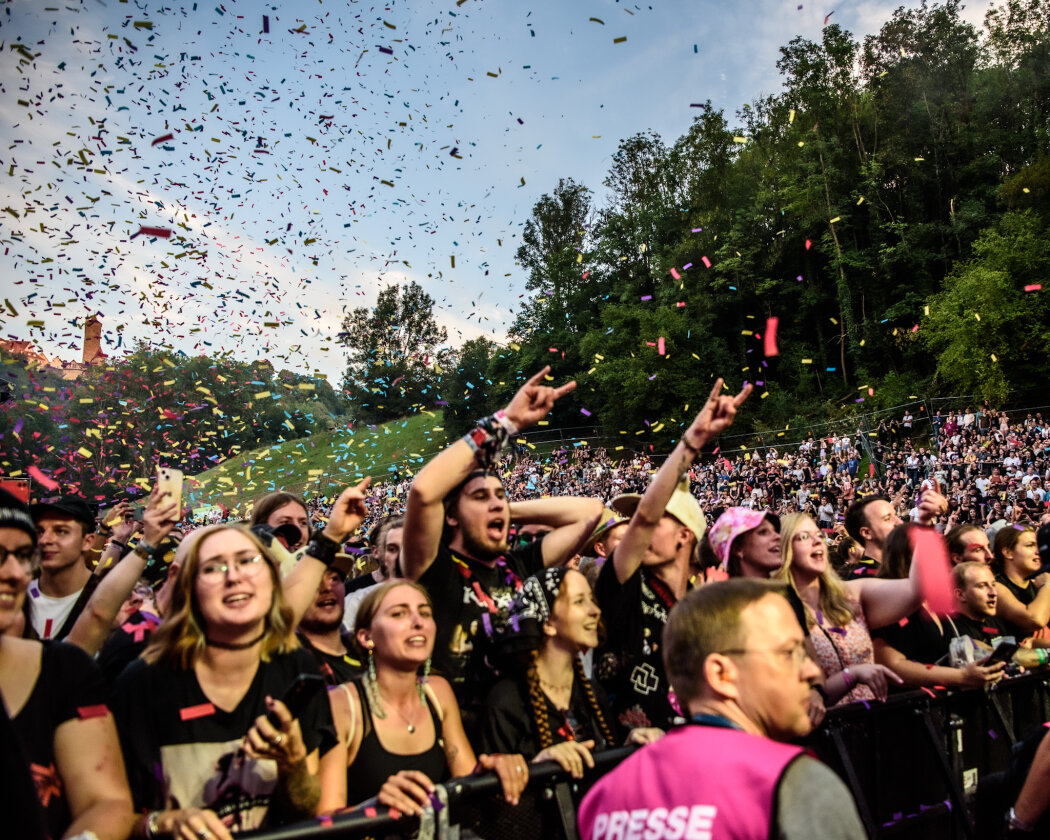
[462,414,511,470]
[306,531,341,567]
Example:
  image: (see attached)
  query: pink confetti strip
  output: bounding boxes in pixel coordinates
[763,316,779,357]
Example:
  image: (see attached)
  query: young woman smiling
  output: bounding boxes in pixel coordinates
[775,514,917,707]
[321,580,528,815]
[481,568,662,777]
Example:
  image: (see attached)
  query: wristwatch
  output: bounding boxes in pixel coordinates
[133,541,159,561]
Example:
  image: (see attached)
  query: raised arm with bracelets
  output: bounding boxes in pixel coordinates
[281,477,371,625]
[66,487,178,656]
[402,366,577,581]
[612,377,752,586]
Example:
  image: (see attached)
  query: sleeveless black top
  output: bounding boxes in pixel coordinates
[346,680,450,806]
[995,572,1040,640]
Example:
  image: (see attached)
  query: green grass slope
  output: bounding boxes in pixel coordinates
[185,411,451,514]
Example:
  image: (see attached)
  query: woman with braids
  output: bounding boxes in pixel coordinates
[319,580,529,816]
[480,568,662,778]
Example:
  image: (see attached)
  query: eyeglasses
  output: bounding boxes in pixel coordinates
[198,554,266,582]
[793,531,824,542]
[722,643,811,670]
[1,546,36,570]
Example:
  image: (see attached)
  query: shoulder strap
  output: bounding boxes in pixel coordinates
[340,682,358,749]
[423,681,444,722]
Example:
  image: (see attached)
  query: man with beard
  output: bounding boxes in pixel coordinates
[297,568,360,685]
[404,367,604,734]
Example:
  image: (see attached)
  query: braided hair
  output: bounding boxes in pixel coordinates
[574,656,616,748]
[526,651,556,749]
[525,650,617,750]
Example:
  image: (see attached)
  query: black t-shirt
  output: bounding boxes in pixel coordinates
[417,541,544,718]
[295,632,362,686]
[111,647,336,832]
[995,573,1040,640]
[11,641,108,840]
[97,609,162,687]
[842,556,880,580]
[593,557,683,731]
[872,607,952,665]
[949,611,1009,644]
[480,672,611,759]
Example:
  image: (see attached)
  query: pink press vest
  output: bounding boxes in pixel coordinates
[578,726,803,840]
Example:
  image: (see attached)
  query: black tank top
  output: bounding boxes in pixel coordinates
[346,680,450,805]
[995,572,1039,640]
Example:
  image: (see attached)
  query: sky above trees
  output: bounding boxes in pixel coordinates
[0,0,993,382]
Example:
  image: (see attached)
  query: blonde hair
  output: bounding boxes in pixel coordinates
[352,579,433,658]
[774,513,856,629]
[143,524,298,669]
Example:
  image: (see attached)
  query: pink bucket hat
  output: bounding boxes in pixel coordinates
[708,507,778,570]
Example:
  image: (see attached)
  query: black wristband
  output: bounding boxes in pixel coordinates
[110,540,128,552]
[306,531,341,567]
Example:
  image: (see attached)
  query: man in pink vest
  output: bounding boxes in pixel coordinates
[578,579,865,840]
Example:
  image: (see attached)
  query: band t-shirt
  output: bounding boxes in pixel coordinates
[111,647,336,832]
[11,641,109,840]
[418,541,544,722]
[594,557,685,731]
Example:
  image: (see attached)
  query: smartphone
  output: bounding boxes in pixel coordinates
[156,467,183,519]
[986,640,1019,666]
[267,673,326,727]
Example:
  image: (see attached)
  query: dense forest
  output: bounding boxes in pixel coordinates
[440,0,1050,443]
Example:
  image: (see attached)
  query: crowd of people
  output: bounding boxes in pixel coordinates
[3,374,1050,839]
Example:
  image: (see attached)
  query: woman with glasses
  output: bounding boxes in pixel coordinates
[480,568,662,777]
[111,520,349,840]
[775,513,920,706]
[0,489,134,840]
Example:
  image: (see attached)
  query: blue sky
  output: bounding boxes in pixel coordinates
[0,0,993,383]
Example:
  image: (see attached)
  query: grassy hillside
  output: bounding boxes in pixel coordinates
[185,411,451,513]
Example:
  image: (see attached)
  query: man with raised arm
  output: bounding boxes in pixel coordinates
[403,366,604,732]
[594,378,751,731]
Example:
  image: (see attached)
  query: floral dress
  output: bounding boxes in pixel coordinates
[810,605,877,706]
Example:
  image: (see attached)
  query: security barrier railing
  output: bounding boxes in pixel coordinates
[245,672,1050,840]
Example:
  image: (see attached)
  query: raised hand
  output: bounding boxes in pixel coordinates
[504,366,576,431]
[322,477,372,543]
[682,378,753,449]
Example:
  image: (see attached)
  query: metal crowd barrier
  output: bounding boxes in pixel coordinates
[245,673,1050,840]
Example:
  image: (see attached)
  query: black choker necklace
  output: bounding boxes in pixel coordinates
[205,630,266,650]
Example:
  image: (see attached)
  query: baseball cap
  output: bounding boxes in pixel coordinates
[610,477,707,545]
[707,507,780,570]
[30,494,96,531]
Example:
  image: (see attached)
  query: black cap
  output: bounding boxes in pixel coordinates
[30,494,96,531]
[0,489,37,546]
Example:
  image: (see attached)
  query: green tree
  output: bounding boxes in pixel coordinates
[337,282,449,424]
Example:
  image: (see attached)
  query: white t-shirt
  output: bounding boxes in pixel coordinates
[27,580,84,639]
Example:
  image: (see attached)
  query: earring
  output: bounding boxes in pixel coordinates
[417,655,432,705]
[364,645,386,719]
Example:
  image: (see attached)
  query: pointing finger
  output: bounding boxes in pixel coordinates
[705,377,725,403]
